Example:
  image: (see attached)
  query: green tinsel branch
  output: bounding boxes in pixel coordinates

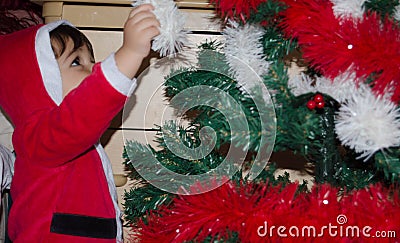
[364,0,400,21]
[122,1,400,224]
[123,122,236,225]
[248,0,287,26]
[263,60,384,188]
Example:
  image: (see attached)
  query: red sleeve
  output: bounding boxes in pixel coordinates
[16,63,130,167]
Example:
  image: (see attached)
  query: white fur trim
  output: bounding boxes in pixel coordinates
[95,143,123,241]
[0,144,14,208]
[101,54,137,96]
[35,20,72,106]
[0,144,14,191]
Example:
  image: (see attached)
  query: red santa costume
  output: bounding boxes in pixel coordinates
[0,20,136,242]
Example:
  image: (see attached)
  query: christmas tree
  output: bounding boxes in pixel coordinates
[122,0,400,242]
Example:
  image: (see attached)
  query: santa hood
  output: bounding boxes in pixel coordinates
[0,20,69,127]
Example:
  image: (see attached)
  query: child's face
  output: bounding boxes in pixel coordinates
[53,37,95,98]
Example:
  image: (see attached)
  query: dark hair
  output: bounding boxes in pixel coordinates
[0,0,43,35]
[0,0,40,10]
[50,25,95,61]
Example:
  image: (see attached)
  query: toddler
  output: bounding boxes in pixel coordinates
[0,4,159,242]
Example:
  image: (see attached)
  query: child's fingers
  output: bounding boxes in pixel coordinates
[141,26,161,42]
[124,16,160,39]
[127,11,158,26]
[135,16,160,30]
[128,4,154,19]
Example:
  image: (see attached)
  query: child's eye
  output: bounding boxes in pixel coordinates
[71,58,80,66]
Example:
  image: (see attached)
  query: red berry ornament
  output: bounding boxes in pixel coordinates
[307,94,326,110]
[313,94,324,103]
[316,101,325,109]
[307,100,317,110]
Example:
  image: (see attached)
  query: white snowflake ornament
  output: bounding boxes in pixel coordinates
[335,84,400,160]
[331,0,366,20]
[289,70,358,103]
[223,20,270,91]
[132,0,188,56]
[394,4,400,22]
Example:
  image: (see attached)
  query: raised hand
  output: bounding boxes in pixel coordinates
[114,4,160,79]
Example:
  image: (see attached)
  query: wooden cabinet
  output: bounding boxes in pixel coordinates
[34,0,218,30]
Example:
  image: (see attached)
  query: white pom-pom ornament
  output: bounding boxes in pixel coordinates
[132,0,188,56]
[335,84,400,160]
[223,20,270,90]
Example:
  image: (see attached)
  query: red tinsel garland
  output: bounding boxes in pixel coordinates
[210,0,400,102]
[279,0,400,102]
[209,0,266,20]
[131,182,399,242]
